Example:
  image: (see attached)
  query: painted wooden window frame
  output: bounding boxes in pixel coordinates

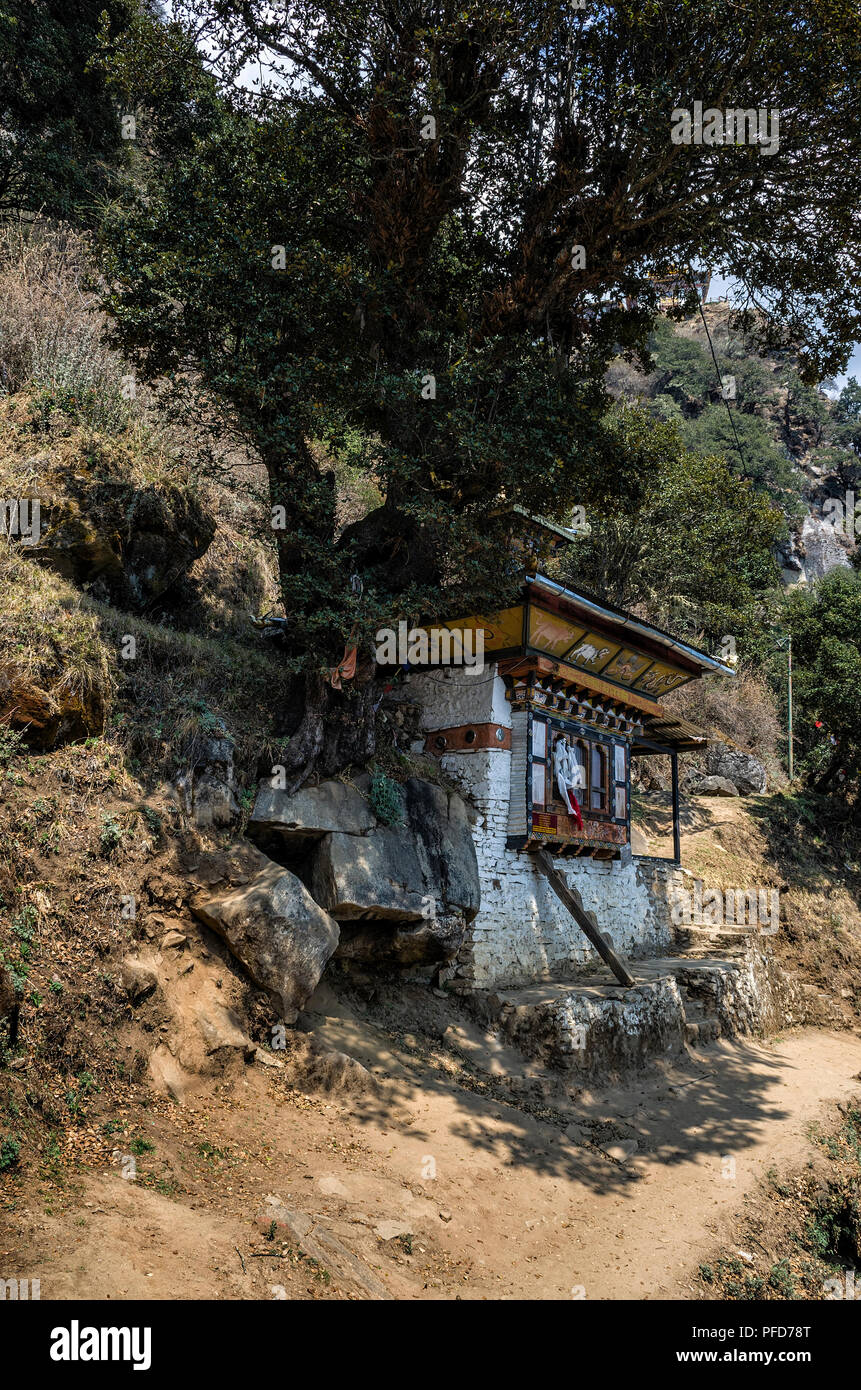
[527,713,630,829]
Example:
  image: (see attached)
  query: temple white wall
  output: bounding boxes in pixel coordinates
[405,665,679,990]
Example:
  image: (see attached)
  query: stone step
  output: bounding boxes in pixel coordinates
[680,983,722,1046]
[683,1012,721,1045]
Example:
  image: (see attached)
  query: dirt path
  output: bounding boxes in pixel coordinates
[5,1023,861,1300]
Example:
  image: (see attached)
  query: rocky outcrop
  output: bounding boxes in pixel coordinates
[312,828,427,922]
[121,958,159,1002]
[797,514,852,583]
[176,735,240,829]
[256,1195,391,1299]
[192,864,340,1022]
[251,778,375,838]
[248,775,480,968]
[23,459,214,610]
[695,775,739,796]
[311,779,480,922]
[0,663,106,747]
[685,744,767,796]
[705,744,767,794]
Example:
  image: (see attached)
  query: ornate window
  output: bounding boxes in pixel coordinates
[589,743,608,813]
[526,716,628,828]
[613,743,627,820]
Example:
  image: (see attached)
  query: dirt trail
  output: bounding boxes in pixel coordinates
[5,1022,861,1300]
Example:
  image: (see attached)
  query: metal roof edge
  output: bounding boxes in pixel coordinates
[526,574,737,678]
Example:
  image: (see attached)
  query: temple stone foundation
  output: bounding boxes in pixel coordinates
[463,941,803,1082]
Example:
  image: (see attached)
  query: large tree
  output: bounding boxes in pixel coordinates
[781,568,861,804]
[0,0,140,225]
[99,0,861,785]
[558,407,784,645]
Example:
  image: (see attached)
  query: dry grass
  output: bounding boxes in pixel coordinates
[0,220,123,419]
[666,668,786,787]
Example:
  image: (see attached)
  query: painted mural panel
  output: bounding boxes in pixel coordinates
[527,606,587,658]
[633,661,690,696]
[602,648,653,685]
[443,605,524,652]
[564,631,621,674]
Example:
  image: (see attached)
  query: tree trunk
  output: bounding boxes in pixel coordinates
[813,746,842,793]
[272,669,383,793]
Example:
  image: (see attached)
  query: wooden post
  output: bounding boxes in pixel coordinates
[671,750,681,865]
[535,850,635,987]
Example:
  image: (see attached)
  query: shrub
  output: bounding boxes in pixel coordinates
[368,770,403,826]
[0,1134,21,1172]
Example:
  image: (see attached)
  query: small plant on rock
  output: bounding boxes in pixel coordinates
[368,770,403,826]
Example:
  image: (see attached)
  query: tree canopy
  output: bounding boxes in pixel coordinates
[96,0,861,782]
[557,406,784,646]
[0,0,139,225]
[781,568,861,801]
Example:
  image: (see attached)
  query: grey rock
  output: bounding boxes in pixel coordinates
[602,1140,638,1163]
[189,736,239,829]
[257,1196,391,1299]
[798,513,852,583]
[696,775,740,797]
[705,744,767,795]
[403,778,480,919]
[193,864,340,1023]
[194,1001,254,1057]
[311,778,479,929]
[564,1123,591,1145]
[374,1219,413,1240]
[250,778,375,838]
[121,959,158,1002]
[312,828,427,922]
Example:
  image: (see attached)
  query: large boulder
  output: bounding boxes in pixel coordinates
[250,778,375,838]
[308,778,479,967]
[696,775,739,797]
[311,778,480,924]
[192,864,340,1022]
[705,744,767,795]
[403,778,480,919]
[312,828,426,922]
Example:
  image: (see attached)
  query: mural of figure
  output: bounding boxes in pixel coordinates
[553,735,584,831]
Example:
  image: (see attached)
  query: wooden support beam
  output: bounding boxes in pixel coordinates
[671,750,681,865]
[535,850,635,987]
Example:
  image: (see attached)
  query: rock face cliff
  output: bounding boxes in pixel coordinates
[186,775,481,1032]
[609,302,860,586]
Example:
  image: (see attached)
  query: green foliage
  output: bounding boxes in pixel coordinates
[367,772,404,827]
[636,318,803,513]
[0,1133,21,1172]
[139,806,162,838]
[98,0,861,698]
[559,407,783,646]
[0,726,25,766]
[0,0,137,225]
[780,568,861,796]
[98,813,122,856]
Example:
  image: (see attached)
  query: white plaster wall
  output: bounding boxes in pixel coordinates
[405,665,683,990]
[406,667,510,731]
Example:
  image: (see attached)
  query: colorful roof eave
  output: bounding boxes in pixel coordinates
[526,574,737,680]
